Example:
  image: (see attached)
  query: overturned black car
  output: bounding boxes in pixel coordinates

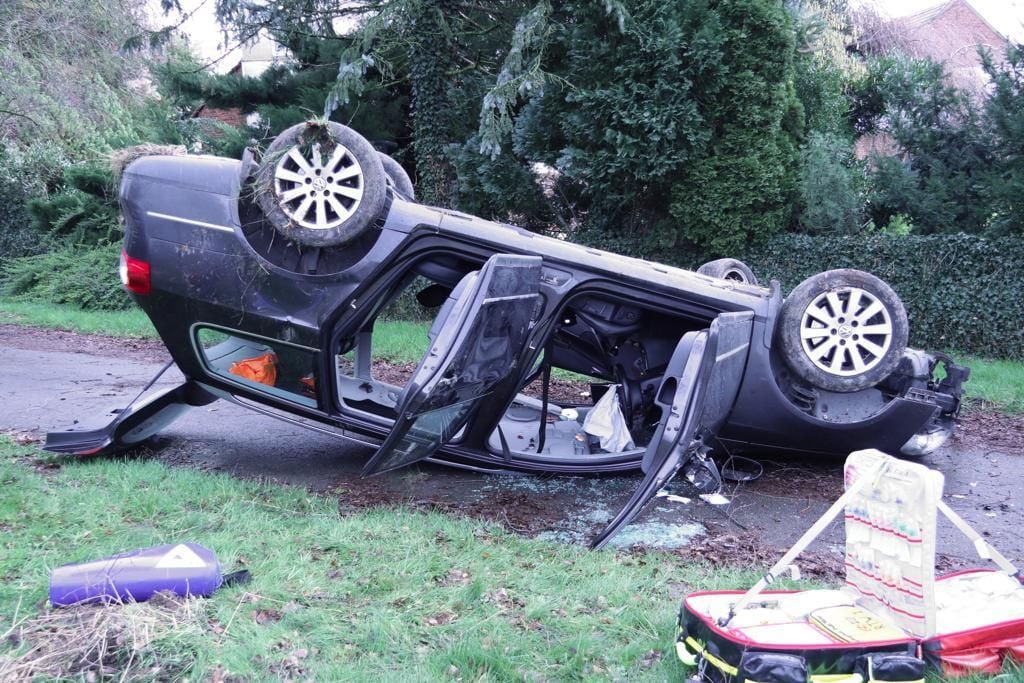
[46,122,968,548]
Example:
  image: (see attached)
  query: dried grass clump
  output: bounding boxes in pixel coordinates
[110,144,188,180]
[0,591,206,681]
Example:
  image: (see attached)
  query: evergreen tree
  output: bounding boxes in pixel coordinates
[852,55,991,235]
[212,0,533,207]
[471,0,804,254]
[981,44,1024,236]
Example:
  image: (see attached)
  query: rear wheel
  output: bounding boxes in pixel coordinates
[254,121,387,247]
[378,153,415,200]
[696,258,758,285]
[777,269,908,393]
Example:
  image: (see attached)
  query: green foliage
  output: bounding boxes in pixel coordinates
[477,0,557,158]
[450,135,554,230]
[980,44,1024,237]
[0,180,35,264]
[26,162,121,245]
[735,233,1024,358]
[798,131,863,234]
[879,213,912,236]
[664,0,804,254]
[2,243,131,311]
[484,0,804,253]
[0,141,69,263]
[853,55,991,235]
[0,0,163,157]
[788,0,860,114]
[0,153,40,264]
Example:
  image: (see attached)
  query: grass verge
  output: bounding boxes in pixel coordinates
[0,299,156,338]
[960,355,1024,414]
[0,438,726,679]
[0,441,1016,681]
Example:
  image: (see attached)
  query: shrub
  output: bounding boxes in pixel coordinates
[0,178,40,265]
[798,131,863,234]
[0,141,69,264]
[2,243,131,311]
[735,233,1024,359]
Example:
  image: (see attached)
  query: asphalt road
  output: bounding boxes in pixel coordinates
[2,329,1022,570]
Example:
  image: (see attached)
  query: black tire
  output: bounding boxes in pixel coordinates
[254,121,387,247]
[378,152,415,200]
[696,258,758,285]
[777,269,908,393]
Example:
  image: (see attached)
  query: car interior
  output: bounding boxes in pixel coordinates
[332,254,717,464]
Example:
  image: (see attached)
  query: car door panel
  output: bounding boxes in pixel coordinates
[361,254,543,476]
[591,324,720,549]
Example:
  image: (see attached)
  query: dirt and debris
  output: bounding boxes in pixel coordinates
[672,533,845,581]
[955,405,1024,453]
[739,457,841,501]
[0,592,203,682]
[0,325,170,365]
[0,430,41,446]
[109,144,186,180]
[668,532,970,583]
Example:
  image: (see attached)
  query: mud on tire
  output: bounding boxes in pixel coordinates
[777,269,908,393]
[254,121,387,248]
[696,258,758,285]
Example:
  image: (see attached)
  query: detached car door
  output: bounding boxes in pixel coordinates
[361,254,543,476]
[591,325,719,549]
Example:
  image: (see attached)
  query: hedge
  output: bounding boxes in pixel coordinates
[733,233,1024,360]
[1,243,132,311]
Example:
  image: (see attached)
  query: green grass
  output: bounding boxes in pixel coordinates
[369,319,432,362]
[0,299,156,338]
[0,442,1017,681]
[0,438,728,679]
[961,355,1024,414]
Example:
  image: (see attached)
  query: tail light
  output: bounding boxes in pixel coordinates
[119,250,151,295]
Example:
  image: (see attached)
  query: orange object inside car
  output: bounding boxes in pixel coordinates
[229,353,278,386]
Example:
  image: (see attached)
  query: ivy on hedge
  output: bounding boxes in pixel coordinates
[734,233,1024,360]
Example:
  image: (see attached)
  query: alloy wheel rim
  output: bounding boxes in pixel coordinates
[272,141,364,231]
[798,286,893,377]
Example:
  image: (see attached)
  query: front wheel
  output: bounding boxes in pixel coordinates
[696,258,758,285]
[253,121,387,247]
[777,269,908,393]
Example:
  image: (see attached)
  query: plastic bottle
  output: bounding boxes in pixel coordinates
[49,543,223,606]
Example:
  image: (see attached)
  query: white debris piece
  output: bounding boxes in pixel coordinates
[582,385,634,453]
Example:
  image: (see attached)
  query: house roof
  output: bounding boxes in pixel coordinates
[898,0,1009,42]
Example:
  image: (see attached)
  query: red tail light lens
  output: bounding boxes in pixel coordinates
[119,250,151,295]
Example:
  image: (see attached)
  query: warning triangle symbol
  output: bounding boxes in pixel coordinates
[154,544,208,569]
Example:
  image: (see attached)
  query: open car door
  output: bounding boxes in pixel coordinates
[361,254,542,476]
[591,325,719,549]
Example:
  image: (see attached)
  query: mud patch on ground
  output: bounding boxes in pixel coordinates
[736,457,841,502]
[955,405,1024,454]
[0,324,170,364]
[672,532,845,582]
